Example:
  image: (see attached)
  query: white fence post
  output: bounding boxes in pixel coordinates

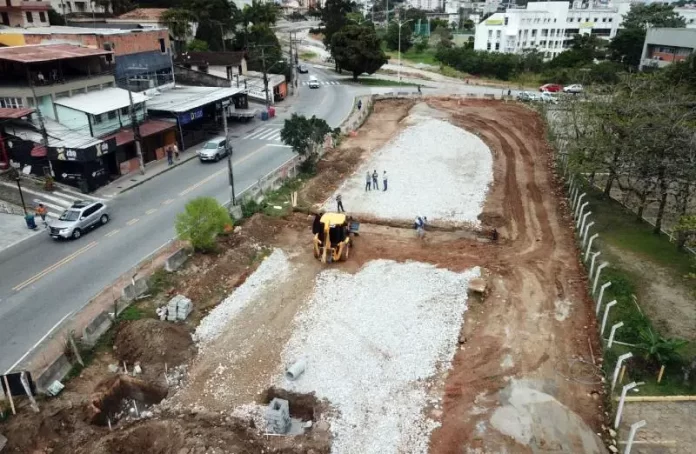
[623,420,647,454]
[601,300,617,335]
[593,261,609,294]
[574,193,587,218]
[590,251,601,279]
[585,234,599,261]
[579,211,592,238]
[615,382,642,429]
[576,202,589,228]
[583,221,595,248]
[611,352,633,392]
[596,282,611,315]
[608,321,624,348]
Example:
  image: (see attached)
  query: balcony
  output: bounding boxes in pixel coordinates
[0,1,51,12]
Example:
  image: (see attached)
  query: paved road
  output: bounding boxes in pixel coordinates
[0,66,357,373]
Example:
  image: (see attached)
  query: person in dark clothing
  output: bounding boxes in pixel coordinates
[358,100,362,110]
[382,170,388,191]
[166,146,174,165]
[365,171,371,191]
[312,213,323,235]
[336,194,345,212]
[372,170,379,190]
[507,89,511,97]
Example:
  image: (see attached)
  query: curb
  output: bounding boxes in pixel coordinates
[102,153,199,197]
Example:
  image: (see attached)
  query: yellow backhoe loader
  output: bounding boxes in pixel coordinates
[312,212,359,263]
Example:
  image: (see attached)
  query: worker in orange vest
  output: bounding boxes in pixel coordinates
[36,203,48,226]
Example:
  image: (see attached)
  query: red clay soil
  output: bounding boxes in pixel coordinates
[421,98,603,453]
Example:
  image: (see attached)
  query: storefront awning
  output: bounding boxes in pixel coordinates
[102,119,176,146]
[0,108,35,119]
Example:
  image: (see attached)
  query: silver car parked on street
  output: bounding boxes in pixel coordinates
[198,137,229,162]
[49,201,110,240]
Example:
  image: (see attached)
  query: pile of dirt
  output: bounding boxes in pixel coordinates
[114,319,195,367]
[87,375,168,425]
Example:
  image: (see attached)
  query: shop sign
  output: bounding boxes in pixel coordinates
[178,108,204,125]
[48,137,117,162]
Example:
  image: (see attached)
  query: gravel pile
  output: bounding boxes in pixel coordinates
[194,249,291,346]
[324,117,493,225]
[279,260,480,453]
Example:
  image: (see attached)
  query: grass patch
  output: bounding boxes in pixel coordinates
[352,77,419,87]
[239,173,313,219]
[571,182,696,396]
[148,268,173,295]
[299,51,317,60]
[384,47,439,66]
[118,305,145,321]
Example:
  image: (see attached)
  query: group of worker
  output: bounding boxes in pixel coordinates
[365,170,387,192]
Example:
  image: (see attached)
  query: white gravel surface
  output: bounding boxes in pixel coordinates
[194,249,291,346]
[279,260,480,454]
[324,114,493,225]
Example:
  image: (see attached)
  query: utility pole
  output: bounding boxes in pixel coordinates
[221,101,236,206]
[28,74,53,179]
[261,47,271,110]
[126,79,145,175]
[288,32,295,96]
[394,19,412,82]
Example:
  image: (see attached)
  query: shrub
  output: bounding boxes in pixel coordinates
[175,197,233,252]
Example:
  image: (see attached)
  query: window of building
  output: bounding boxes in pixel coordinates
[93,114,103,124]
[602,17,606,22]
[504,16,508,25]
[554,18,557,22]
[496,30,501,38]
[488,30,493,37]
[531,29,536,37]
[487,42,491,50]
[25,11,33,23]
[107,111,117,120]
[0,97,23,108]
[594,17,598,22]
[159,38,166,53]
[495,42,500,50]
[608,18,612,22]
[121,107,129,115]
[39,11,46,22]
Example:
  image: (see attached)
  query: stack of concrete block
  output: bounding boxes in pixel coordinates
[166,294,193,321]
[265,398,291,434]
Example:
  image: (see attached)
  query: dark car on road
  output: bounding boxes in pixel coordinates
[297,64,308,74]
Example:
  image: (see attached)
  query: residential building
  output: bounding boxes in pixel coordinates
[639,27,696,70]
[474,1,631,58]
[51,0,110,17]
[0,26,174,91]
[675,5,696,29]
[175,51,248,80]
[407,0,445,11]
[0,0,51,28]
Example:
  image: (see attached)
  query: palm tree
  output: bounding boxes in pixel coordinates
[636,327,687,368]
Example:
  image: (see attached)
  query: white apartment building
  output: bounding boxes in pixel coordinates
[51,0,110,16]
[475,1,696,58]
[408,0,446,11]
[474,1,632,58]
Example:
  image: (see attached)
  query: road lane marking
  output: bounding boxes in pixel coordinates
[127,218,139,226]
[12,241,98,292]
[163,199,174,205]
[146,208,157,215]
[105,229,120,238]
[4,309,74,374]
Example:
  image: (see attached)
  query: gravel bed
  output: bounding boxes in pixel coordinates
[194,249,291,346]
[278,260,480,454]
[323,116,493,225]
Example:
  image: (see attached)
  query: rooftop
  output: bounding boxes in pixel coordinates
[176,51,247,67]
[6,117,103,149]
[0,107,35,119]
[146,85,245,113]
[0,25,166,36]
[115,8,168,21]
[54,87,149,116]
[0,44,112,63]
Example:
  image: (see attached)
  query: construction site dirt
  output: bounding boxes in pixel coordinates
[0,98,607,453]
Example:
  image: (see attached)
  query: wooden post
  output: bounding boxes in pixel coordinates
[2,375,16,415]
[619,365,627,385]
[69,333,84,367]
[657,365,665,384]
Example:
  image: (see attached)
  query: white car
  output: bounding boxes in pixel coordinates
[540,92,558,104]
[563,84,583,94]
[308,76,320,89]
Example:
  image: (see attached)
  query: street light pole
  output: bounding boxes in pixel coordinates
[221,100,236,206]
[15,176,27,215]
[394,19,412,82]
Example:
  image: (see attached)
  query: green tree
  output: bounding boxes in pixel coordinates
[330,24,388,80]
[96,0,132,15]
[320,0,356,50]
[186,39,209,51]
[47,8,66,25]
[462,19,474,31]
[281,114,339,171]
[588,60,622,84]
[413,36,429,53]
[182,0,238,51]
[609,4,685,69]
[608,27,647,68]
[161,8,195,54]
[175,197,233,252]
[242,0,280,27]
[385,22,412,52]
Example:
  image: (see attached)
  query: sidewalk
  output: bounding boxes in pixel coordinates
[0,212,44,253]
[93,115,279,198]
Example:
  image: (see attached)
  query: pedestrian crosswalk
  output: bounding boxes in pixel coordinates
[0,180,106,219]
[244,127,283,143]
[300,80,340,86]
